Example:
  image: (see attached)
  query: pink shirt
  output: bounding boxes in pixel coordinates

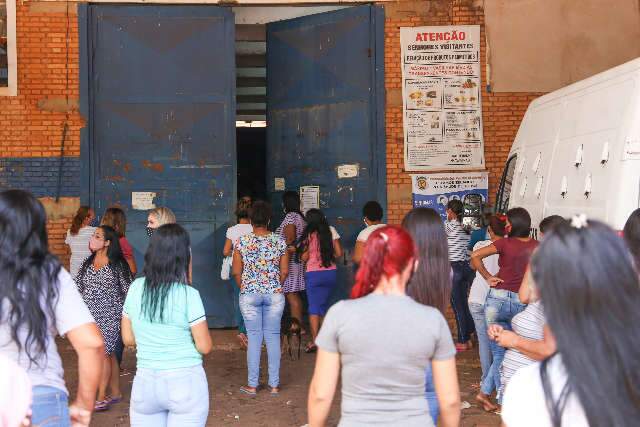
[120,237,134,262]
[306,232,337,272]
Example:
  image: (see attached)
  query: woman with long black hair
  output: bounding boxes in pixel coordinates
[276,191,307,333]
[402,207,454,425]
[502,217,640,426]
[0,190,104,427]
[298,209,343,353]
[122,223,212,426]
[75,225,133,411]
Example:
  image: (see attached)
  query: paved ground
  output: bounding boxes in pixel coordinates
[59,331,500,426]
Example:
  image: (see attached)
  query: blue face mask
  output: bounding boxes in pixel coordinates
[89,217,99,227]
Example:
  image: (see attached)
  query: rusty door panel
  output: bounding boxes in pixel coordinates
[82,5,236,327]
[266,5,386,302]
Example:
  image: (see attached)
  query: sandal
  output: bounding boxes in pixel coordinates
[270,387,280,395]
[456,342,471,352]
[237,333,248,349]
[94,400,110,411]
[239,386,257,396]
[304,343,318,354]
[106,395,122,405]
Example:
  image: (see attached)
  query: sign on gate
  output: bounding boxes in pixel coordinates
[411,172,488,222]
[401,25,485,171]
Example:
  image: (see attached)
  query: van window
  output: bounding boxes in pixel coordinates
[496,154,517,213]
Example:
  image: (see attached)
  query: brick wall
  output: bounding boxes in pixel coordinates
[384,0,543,224]
[2,0,543,268]
[0,3,82,268]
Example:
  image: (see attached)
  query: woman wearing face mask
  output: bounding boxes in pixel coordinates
[65,205,97,278]
[146,207,177,237]
[75,225,134,411]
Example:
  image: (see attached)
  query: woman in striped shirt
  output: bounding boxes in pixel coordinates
[445,200,475,351]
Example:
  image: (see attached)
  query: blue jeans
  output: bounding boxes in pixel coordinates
[425,366,438,425]
[469,301,493,392]
[231,277,246,335]
[483,289,525,401]
[239,292,285,388]
[130,365,209,427]
[31,386,70,427]
[450,261,475,343]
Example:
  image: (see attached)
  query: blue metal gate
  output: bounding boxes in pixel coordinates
[79,5,236,327]
[266,5,386,300]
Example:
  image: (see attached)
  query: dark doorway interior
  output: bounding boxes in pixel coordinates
[237,127,267,200]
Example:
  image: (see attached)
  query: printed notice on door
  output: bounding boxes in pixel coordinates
[401,25,485,171]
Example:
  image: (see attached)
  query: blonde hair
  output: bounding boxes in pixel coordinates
[149,207,176,226]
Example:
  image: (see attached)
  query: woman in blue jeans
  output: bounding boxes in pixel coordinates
[471,207,538,410]
[223,196,253,348]
[233,201,289,395]
[402,207,456,424]
[0,190,104,427]
[122,224,213,426]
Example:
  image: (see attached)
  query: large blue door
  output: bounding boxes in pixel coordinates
[266,5,386,300]
[80,5,236,327]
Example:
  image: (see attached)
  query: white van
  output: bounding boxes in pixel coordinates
[495,57,640,232]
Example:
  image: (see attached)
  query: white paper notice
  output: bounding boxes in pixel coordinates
[132,192,156,210]
[300,186,320,214]
[337,164,359,179]
[401,25,485,171]
[274,177,285,191]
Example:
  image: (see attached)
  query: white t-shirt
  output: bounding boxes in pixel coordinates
[65,226,96,278]
[502,355,588,427]
[0,268,95,394]
[329,225,340,240]
[356,223,386,242]
[468,240,499,305]
[226,224,253,247]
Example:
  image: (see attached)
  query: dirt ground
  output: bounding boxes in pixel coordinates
[59,331,500,427]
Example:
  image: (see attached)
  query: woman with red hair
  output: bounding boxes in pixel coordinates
[307,226,461,427]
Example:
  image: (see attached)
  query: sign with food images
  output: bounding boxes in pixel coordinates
[401,25,485,171]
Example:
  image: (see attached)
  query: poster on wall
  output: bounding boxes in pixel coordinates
[411,172,488,221]
[401,25,485,171]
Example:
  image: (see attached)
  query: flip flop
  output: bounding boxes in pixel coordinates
[239,386,257,396]
[270,387,280,396]
[106,395,122,405]
[94,400,110,411]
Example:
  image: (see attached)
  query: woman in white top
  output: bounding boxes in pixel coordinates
[468,215,505,411]
[223,196,253,348]
[65,205,96,278]
[352,201,385,264]
[502,217,640,427]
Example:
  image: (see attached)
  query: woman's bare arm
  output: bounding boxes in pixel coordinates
[333,238,344,259]
[308,349,340,427]
[223,238,233,257]
[66,322,105,413]
[432,358,461,427]
[471,244,503,286]
[232,250,243,288]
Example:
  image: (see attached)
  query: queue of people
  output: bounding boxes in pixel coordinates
[2,186,640,427]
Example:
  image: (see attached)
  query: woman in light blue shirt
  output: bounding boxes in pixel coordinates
[122,224,212,427]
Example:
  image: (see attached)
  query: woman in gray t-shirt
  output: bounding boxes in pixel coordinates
[308,226,460,427]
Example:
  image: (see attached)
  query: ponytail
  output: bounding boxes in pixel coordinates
[351,226,415,299]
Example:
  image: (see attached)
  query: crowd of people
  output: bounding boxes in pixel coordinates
[1,187,640,426]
